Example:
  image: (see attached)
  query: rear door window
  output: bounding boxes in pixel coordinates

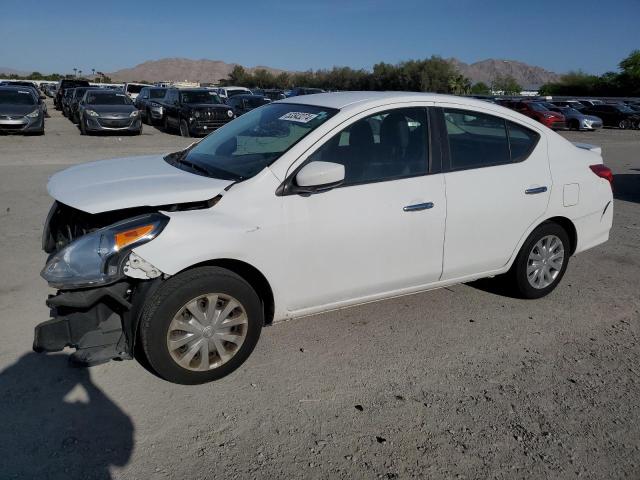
[443,109,510,170]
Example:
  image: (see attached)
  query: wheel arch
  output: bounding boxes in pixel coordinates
[543,216,578,256]
[179,258,275,325]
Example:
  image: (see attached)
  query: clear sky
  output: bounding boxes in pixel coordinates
[1,0,638,76]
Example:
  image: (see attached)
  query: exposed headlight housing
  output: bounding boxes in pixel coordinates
[41,214,168,288]
[130,110,139,117]
[227,110,234,118]
[26,109,40,118]
[85,109,99,117]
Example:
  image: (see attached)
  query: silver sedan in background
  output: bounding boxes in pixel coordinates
[548,105,603,131]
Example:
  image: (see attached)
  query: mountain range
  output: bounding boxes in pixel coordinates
[106,57,560,89]
[1,57,562,89]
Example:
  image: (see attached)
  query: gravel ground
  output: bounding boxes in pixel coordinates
[0,101,639,479]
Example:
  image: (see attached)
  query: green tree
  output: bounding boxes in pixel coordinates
[492,74,522,95]
[471,82,491,94]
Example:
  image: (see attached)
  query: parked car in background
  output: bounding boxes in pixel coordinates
[55,79,90,109]
[581,104,640,129]
[123,82,152,101]
[262,89,286,101]
[61,88,75,117]
[68,87,97,123]
[546,106,602,131]
[0,86,45,135]
[511,101,566,129]
[77,89,142,135]
[134,87,167,124]
[34,92,613,384]
[226,94,270,116]
[215,86,253,101]
[287,87,325,97]
[0,81,49,117]
[159,88,234,137]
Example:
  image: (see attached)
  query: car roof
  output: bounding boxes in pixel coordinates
[276,91,495,112]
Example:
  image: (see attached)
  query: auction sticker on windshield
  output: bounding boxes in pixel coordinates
[279,112,318,123]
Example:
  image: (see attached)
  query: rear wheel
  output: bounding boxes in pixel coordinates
[570,119,580,131]
[619,119,630,129]
[139,267,263,384]
[506,222,570,299]
[179,119,191,137]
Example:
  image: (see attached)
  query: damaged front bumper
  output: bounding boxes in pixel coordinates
[33,279,158,366]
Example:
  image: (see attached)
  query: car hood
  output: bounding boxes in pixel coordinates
[0,104,38,116]
[47,154,234,214]
[89,104,137,115]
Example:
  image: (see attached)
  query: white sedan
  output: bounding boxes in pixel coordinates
[35,92,614,384]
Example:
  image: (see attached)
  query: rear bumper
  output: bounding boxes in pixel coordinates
[574,200,613,254]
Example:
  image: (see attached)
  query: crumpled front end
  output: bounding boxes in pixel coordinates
[34,202,167,366]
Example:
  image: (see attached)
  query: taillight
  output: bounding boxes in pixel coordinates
[589,164,613,189]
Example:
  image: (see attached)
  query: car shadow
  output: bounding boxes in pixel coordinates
[613,173,640,204]
[465,277,521,298]
[0,352,134,479]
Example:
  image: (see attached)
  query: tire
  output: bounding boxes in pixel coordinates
[570,119,580,131]
[135,124,143,136]
[80,117,87,135]
[619,119,629,129]
[163,116,171,132]
[146,109,154,125]
[179,119,191,137]
[505,222,570,299]
[139,266,263,385]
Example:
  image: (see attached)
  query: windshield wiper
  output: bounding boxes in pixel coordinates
[168,153,245,182]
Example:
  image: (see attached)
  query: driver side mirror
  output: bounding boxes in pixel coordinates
[293,161,345,194]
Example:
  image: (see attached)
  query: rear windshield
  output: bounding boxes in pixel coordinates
[126,84,146,94]
[181,91,223,104]
[86,92,132,105]
[0,90,36,105]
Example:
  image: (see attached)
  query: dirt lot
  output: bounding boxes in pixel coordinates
[0,101,639,479]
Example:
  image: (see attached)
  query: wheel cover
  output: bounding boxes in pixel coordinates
[527,235,564,289]
[167,293,248,371]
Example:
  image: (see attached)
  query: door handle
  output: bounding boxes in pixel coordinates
[525,186,548,195]
[403,202,434,212]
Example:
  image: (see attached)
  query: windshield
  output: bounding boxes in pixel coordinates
[150,89,166,99]
[86,92,132,105]
[180,91,223,104]
[616,105,634,113]
[167,103,337,180]
[73,88,89,98]
[0,90,36,105]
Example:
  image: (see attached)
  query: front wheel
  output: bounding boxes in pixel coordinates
[139,267,263,384]
[619,119,630,129]
[179,119,191,137]
[506,222,570,299]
